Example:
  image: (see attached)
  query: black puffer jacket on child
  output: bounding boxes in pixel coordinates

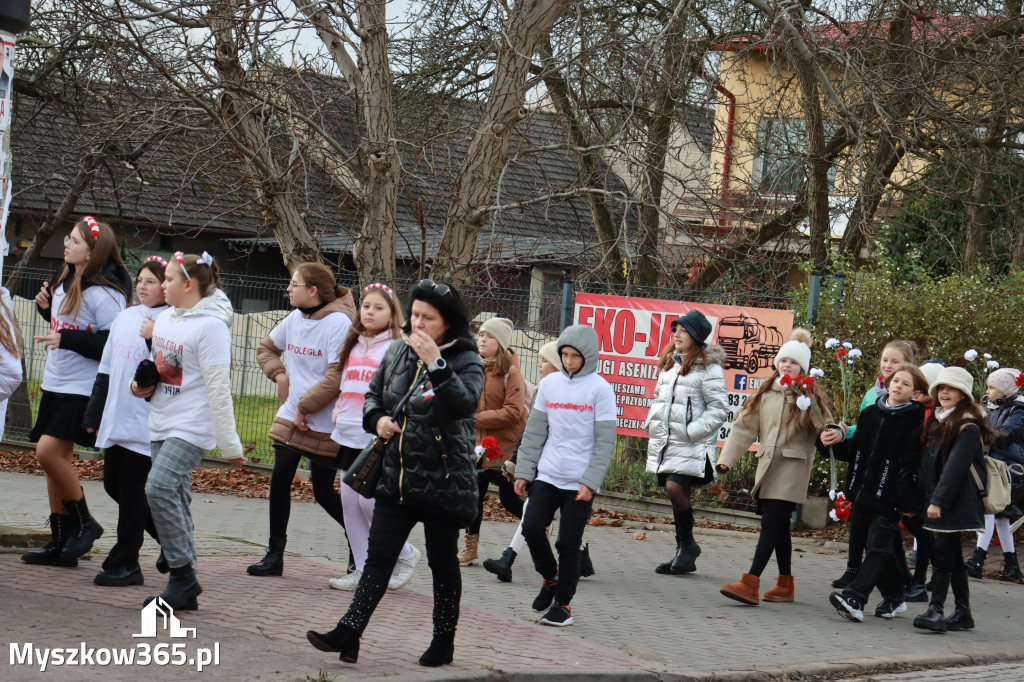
[363,336,483,526]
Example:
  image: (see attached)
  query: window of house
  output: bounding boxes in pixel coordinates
[752,117,837,195]
[540,273,564,334]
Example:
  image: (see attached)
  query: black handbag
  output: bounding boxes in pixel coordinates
[343,362,424,499]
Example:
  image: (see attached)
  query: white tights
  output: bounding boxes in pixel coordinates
[977,514,1016,553]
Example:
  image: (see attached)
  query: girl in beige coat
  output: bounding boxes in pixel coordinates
[717,329,836,605]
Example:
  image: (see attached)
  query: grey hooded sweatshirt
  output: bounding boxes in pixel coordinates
[516,324,617,493]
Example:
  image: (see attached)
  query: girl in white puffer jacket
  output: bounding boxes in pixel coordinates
[643,310,728,575]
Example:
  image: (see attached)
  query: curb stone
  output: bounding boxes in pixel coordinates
[656,646,1024,681]
[378,671,658,682]
[0,524,50,547]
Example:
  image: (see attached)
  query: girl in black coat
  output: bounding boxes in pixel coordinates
[307,280,483,668]
[912,366,994,633]
[826,364,927,622]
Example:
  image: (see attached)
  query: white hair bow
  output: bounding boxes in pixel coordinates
[198,251,214,266]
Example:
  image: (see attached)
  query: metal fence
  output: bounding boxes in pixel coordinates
[3,267,796,511]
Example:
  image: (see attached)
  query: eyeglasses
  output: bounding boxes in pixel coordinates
[287,281,310,289]
[418,279,451,296]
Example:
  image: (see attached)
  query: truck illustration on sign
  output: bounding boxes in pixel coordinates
[715,314,783,374]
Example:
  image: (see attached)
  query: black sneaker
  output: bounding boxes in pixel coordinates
[579,543,595,578]
[532,578,557,612]
[874,599,908,620]
[829,592,864,622]
[539,603,573,627]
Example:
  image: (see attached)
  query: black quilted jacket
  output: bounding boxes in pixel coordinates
[363,336,483,525]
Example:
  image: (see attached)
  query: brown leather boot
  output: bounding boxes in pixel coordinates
[762,574,795,602]
[720,573,760,605]
[457,534,479,566]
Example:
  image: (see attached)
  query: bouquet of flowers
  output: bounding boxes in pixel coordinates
[780,365,847,520]
[475,436,503,469]
[964,349,1000,397]
[824,338,863,423]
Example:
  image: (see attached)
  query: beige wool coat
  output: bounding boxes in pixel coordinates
[717,379,831,505]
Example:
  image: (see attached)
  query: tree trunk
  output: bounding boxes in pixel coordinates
[634,0,692,287]
[209,2,321,272]
[352,0,398,284]
[538,41,623,282]
[789,15,831,275]
[964,161,994,271]
[431,0,574,284]
[838,137,904,260]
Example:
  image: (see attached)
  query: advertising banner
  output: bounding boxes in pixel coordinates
[0,30,16,282]
[574,293,794,446]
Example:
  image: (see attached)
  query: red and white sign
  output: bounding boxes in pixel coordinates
[574,293,795,446]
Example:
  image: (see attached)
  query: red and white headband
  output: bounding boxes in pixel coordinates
[83,216,100,238]
[173,251,214,281]
[145,255,168,267]
[362,282,393,299]
[174,251,191,280]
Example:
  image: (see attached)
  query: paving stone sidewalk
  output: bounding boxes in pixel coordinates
[2,471,1023,681]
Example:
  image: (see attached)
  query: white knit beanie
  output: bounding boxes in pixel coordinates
[538,341,562,371]
[774,328,812,374]
[479,317,514,351]
[987,367,1021,400]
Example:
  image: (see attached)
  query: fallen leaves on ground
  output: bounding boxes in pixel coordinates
[632,532,647,540]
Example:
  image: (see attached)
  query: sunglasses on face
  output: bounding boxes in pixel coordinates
[418,279,451,296]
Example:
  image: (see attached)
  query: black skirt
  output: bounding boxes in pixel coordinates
[29,390,97,447]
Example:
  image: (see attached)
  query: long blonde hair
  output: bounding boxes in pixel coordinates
[338,288,404,370]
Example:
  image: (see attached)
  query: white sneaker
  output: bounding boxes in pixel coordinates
[328,570,362,591]
[388,545,422,590]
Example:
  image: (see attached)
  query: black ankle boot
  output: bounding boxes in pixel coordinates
[156,551,169,574]
[22,514,78,567]
[998,551,1023,582]
[247,536,285,576]
[913,571,950,632]
[145,564,203,611]
[947,569,974,631]
[483,547,517,582]
[831,566,859,589]
[59,496,104,562]
[965,547,987,579]
[419,630,455,667]
[579,543,595,577]
[94,564,144,587]
[307,622,360,663]
[655,533,683,574]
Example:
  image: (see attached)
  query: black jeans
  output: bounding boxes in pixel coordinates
[102,445,159,570]
[749,499,795,577]
[521,480,593,605]
[843,510,905,603]
[844,504,869,571]
[268,442,345,541]
[468,469,524,535]
[340,500,461,635]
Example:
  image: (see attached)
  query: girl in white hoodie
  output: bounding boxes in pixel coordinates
[323,284,420,592]
[131,252,246,611]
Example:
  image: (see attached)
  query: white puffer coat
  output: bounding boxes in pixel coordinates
[643,345,729,484]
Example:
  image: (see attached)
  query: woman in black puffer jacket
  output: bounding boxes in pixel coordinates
[308,280,483,668]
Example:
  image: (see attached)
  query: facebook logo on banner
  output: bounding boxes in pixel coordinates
[734,375,748,390]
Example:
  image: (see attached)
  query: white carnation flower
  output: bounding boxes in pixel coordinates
[810,367,825,378]
[849,348,863,359]
[987,360,999,370]
[796,395,812,411]
[983,353,992,359]
[825,338,840,349]
[848,359,855,365]
[964,349,979,361]
[842,342,853,349]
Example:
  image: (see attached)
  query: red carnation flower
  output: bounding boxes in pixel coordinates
[836,348,847,358]
[1016,374,1024,387]
[779,374,793,386]
[481,436,503,461]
